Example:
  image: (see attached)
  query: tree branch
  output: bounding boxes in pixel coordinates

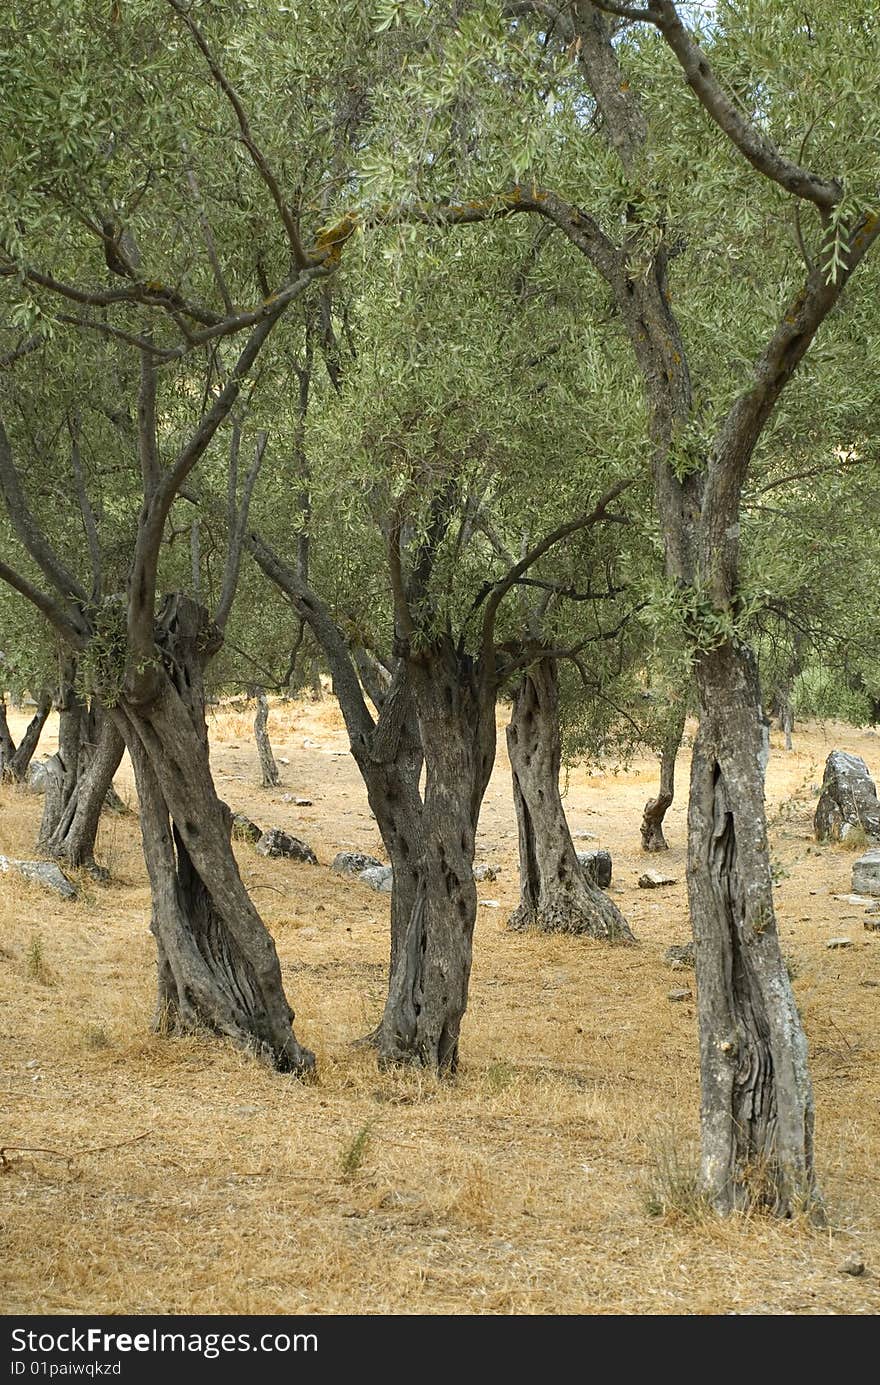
[479,474,635,652]
[591,0,841,208]
[167,0,309,269]
[0,417,90,612]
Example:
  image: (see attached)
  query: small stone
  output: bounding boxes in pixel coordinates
[639,870,677,889]
[864,918,880,932]
[665,942,695,967]
[332,851,383,878]
[853,849,880,897]
[28,760,49,794]
[277,757,290,764]
[234,1105,258,1117]
[826,937,853,949]
[574,831,597,841]
[480,899,501,909]
[358,864,394,893]
[232,813,262,843]
[474,864,500,882]
[295,797,313,807]
[25,1059,40,1070]
[667,988,692,1003]
[839,1255,865,1277]
[0,855,77,900]
[255,829,318,864]
[577,848,612,889]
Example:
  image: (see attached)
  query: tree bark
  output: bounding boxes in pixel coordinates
[507,657,634,941]
[378,639,496,1072]
[688,639,817,1216]
[253,687,280,787]
[116,594,314,1074]
[38,674,84,850]
[41,710,125,873]
[0,690,51,782]
[641,700,687,852]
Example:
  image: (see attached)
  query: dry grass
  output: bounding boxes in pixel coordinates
[1,699,879,1315]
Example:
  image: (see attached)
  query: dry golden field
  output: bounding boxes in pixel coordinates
[1,696,879,1316]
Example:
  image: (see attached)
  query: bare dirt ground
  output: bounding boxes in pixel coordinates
[1,697,879,1316]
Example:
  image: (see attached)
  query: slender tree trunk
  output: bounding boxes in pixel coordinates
[253,687,280,788]
[688,639,817,1216]
[38,676,83,850]
[0,690,51,783]
[378,640,495,1073]
[355,671,424,983]
[116,595,314,1074]
[507,657,633,941]
[641,700,687,852]
[42,710,125,874]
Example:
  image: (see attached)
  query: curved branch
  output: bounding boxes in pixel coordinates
[592,0,842,208]
[166,0,309,269]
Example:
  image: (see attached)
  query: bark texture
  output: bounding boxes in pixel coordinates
[641,701,687,852]
[507,658,633,941]
[688,641,816,1215]
[38,675,84,851]
[41,709,125,872]
[378,640,496,1072]
[117,594,314,1074]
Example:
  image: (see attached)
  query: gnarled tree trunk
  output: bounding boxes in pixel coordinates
[378,640,495,1072]
[38,673,84,851]
[641,700,687,852]
[688,640,816,1216]
[507,657,633,941]
[0,690,52,783]
[41,709,125,873]
[253,687,280,788]
[116,595,314,1074]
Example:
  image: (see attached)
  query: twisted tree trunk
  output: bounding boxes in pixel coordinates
[688,640,816,1216]
[0,690,51,783]
[507,657,633,941]
[641,700,687,852]
[378,640,495,1072]
[41,710,125,873]
[253,687,280,788]
[116,595,314,1074]
[38,674,84,851]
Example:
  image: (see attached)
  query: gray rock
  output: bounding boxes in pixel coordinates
[0,855,78,899]
[852,848,880,897]
[814,751,880,843]
[863,917,879,932]
[576,848,612,889]
[232,813,262,843]
[639,870,677,889]
[665,942,695,968]
[667,988,692,1003]
[282,794,313,806]
[839,1255,865,1277]
[255,829,318,864]
[474,864,501,882]
[332,851,383,878]
[28,760,50,794]
[826,937,853,949]
[359,864,394,893]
